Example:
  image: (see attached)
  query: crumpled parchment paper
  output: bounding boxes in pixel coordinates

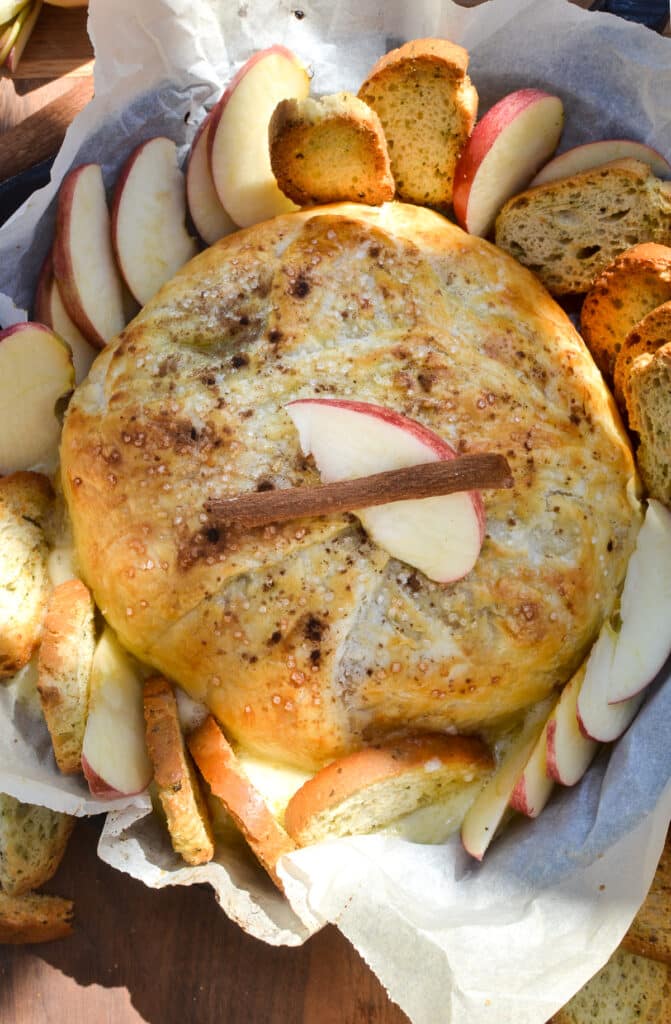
[0,1,670,1020]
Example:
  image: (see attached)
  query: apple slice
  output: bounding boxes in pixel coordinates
[0,322,74,474]
[4,0,40,74]
[607,500,671,704]
[111,136,197,306]
[209,45,310,228]
[530,140,671,187]
[34,250,97,383]
[0,1,29,21]
[453,89,564,238]
[81,627,152,799]
[461,697,554,860]
[576,624,645,743]
[186,112,237,245]
[286,398,485,583]
[546,663,599,785]
[509,718,554,818]
[0,0,31,66]
[53,162,126,349]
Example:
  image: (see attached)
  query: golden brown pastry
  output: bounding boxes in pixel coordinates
[60,202,640,770]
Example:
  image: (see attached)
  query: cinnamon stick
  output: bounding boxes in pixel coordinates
[205,452,512,530]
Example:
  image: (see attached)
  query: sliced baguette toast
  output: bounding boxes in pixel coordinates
[0,793,74,896]
[269,92,394,207]
[581,243,671,382]
[0,472,53,679]
[37,578,95,774]
[626,343,671,504]
[284,733,493,846]
[495,161,671,297]
[187,716,296,890]
[614,301,671,426]
[143,676,215,866]
[0,890,74,944]
[358,37,477,210]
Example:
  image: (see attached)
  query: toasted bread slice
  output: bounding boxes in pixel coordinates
[143,676,214,866]
[495,161,671,297]
[284,733,493,847]
[614,301,671,424]
[0,472,53,679]
[626,343,671,504]
[550,949,671,1023]
[581,243,671,382]
[187,717,296,889]
[622,833,671,965]
[37,578,95,774]
[0,891,73,944]
[269,92,394,207]
[358,37,478,210]
[0,793,74,896]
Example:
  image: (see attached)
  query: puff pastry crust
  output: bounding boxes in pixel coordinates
[60,202,640,769]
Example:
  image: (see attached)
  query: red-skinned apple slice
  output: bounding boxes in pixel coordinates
[461,697,554,860]
[4,0,41,74]
[286,398,485,583]
[576,624,645,743]
[0,322,74,474]
[53,162,126,349]
[34,250,97,383]
[530,140,671,187]
[509,718,554,818]
[111,136,197,306]
[546,663,599,785]
[453,89,564,237]
[607,500,671,704]
[186,111,237,245]
[81,627,152,799]
[209,45,310,228]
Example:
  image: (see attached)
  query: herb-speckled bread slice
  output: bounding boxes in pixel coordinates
[0,472,53,679]
[614,301,671,420]
[495,161,671,297]
[581,243,671,382]
[37,578,95,774]
[284,733,493,846]
[143,676,215,866]
[269,92,394,207]
[550,949,671,1023]
[0,793,74,895]
[0,891,74,944]
[358,37,478,210]
[622,833,671,965]
[187,716,296,889]
[626,344,671,504]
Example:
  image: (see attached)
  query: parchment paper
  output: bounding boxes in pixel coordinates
[1,0,671,1019]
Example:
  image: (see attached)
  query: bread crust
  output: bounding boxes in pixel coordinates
[60,202,640,770]
[622,834,671,965]
[37,578,95,774]
[626,344,671,504]
[143,675,215,866]
[0,891,73,944]
[269,93,394,206]
[0,471,53,679]
[581,243,671,382]
[614,301,671,424]
[284,733,493,845]
[187,716,295,889]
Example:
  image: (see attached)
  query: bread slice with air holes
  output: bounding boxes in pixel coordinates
[0,472,53,679]
[494,160,671,297]
[622,831,671,965]
[187,716,296,889]
[0,793,74,895]
[357,37,478,210]
[283,733,493,846]
[614,301,671,424]
[581,243,671,382]
[626,343,671,504]
[143,675,215,867]
[37,578,95,774]
[269,92,395,207]
[0,891,74,944]
[549,949,671,1024]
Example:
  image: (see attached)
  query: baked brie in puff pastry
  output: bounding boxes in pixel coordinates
[60,202,640,770]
